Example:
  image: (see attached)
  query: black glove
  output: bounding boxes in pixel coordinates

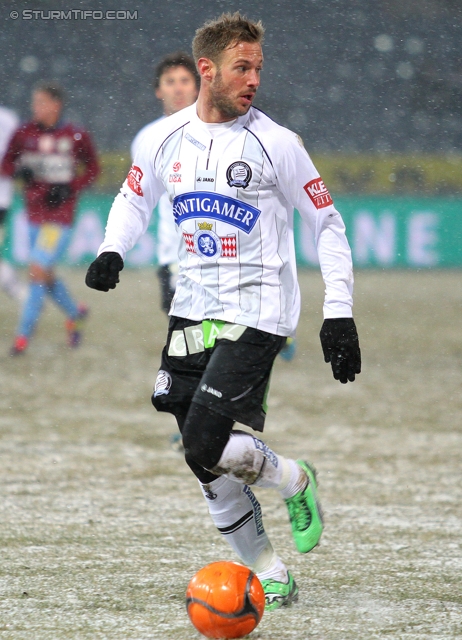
[85,252,124,292]
[320,318,361,384]
[46,184,73,208]
[15,166,35,185]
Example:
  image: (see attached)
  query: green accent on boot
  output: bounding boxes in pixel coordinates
[284,460,324,553]
[261,571,299,611]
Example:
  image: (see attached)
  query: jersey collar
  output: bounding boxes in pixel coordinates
[191,104,251,136]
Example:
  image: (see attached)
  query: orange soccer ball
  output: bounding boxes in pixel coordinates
[185,561,265,639]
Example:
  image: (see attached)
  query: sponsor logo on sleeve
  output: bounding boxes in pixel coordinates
[127,165,144,196]
[303,177,333,209]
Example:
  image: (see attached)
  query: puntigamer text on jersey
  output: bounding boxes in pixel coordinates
[173,192,261,234]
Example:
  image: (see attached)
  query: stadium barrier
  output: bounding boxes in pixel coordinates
[4,193,462,268]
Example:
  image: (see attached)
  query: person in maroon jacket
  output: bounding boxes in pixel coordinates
[1,81,100,355]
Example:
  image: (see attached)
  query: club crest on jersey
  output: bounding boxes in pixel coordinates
[127,165,143,196]
[193,222,222,262]
[226,161,252,188]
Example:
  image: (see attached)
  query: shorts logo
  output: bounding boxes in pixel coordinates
[153,369,172,397]
[226,161,252,188]
[127,165,143,196]
[201,383,223,398]
[303,177,333,209]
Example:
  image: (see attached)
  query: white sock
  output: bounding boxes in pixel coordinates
[278,459,308,499]
[256,554,289,583]
[199,475,274,568]
[210,430,291,488]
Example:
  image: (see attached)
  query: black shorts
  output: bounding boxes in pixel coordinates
[151,316,286,432]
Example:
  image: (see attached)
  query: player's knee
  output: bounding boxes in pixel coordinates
[182,404,233,471]
[182,429,222,470]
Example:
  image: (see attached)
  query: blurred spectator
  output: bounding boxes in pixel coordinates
[1,81,100,355]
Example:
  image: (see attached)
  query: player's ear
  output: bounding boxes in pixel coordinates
[197,57,215,83]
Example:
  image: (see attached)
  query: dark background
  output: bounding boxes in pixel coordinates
[1,0,461,154]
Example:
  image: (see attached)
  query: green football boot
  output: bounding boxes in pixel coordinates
[284,460,323,553]
[261,571,299,611]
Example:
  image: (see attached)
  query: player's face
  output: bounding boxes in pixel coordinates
[31,91,62,128]
[209,41,263,120]
[156,66,198,116]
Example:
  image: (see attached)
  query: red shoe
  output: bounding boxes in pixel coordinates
[65,304,89,348]
[10,335,28,356]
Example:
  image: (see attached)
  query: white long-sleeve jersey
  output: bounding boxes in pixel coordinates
[99,103,354,337]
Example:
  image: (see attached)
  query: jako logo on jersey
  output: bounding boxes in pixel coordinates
[173,192,261,234]
[226,161,252,188]
[303,177,333,209]
[173,162,181,172]
[153,369,172,397]
[185,132,206,151]
[127,165,143,196]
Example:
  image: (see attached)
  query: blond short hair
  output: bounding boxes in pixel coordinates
[192,12,264,64]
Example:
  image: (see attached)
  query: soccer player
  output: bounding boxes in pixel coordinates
[0,105,24,301]
[1,81,100,355]
[131,52,199,315]
[86,13,361,610]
